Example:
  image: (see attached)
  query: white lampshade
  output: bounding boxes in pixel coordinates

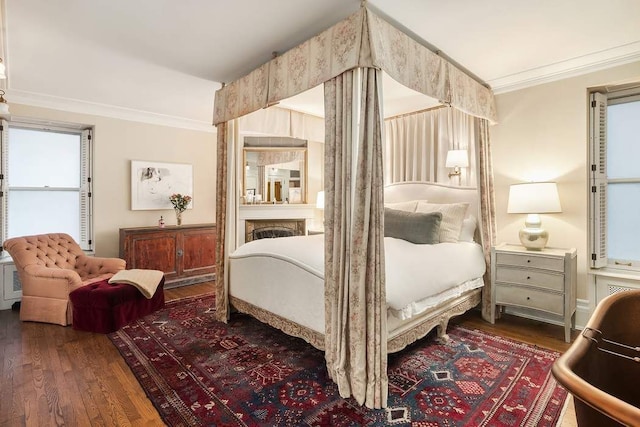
[316,191,325,209]
[507,182,562,214]
[445,150,469,168]
[508,182,561,250]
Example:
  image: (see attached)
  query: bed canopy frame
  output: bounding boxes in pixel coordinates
[212,6,497,409]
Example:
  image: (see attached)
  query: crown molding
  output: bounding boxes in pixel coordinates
[6,89,216,133]
[489,41,640,94]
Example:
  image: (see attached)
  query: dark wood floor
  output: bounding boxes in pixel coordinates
[0,282,576,426]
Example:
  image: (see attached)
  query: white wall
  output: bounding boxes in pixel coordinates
[9,103,217,258]
[491,60,640,303]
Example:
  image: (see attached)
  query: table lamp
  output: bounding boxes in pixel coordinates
[507,182,561,250]
[316,191,325,209]
[316,190,325,227]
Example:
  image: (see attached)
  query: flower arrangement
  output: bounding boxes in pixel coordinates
[170,194,192,225]
[169,193,192,213]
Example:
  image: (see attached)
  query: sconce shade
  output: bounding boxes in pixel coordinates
[445,150,469,168]
[0,59,6,79]
[508,182,562,213]
[316,191,325,209]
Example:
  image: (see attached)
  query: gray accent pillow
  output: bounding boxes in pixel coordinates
[384,208,442,244]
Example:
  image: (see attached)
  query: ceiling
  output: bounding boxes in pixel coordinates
[3,0,640,130]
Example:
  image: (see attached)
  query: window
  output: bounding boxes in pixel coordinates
[589,88,640,270]
[1,120,93,251]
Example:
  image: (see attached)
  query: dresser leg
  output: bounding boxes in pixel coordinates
[564,322,571,343]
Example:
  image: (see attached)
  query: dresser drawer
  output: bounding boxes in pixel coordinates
[495,267,564,292]
[495,252,564,272]
[495,285,564,316]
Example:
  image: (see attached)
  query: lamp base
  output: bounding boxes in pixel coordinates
[519,227,549,250]
[518,213,549,250]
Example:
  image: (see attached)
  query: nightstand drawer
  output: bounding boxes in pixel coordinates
[495,267,564,291]
[495,252,564,272]
[495,285,564,316]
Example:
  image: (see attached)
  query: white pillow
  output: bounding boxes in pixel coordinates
[384,200,426,213]
[458,215,477,242]
[415,202,469,243]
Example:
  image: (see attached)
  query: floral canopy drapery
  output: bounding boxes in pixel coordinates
[213,7,497,409]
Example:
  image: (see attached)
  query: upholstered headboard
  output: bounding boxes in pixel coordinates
[384,181,479,219]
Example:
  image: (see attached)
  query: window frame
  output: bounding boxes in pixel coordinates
[0,119,93,252]
[589,87,640,272]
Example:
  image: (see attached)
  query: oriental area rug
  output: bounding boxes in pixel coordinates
[109,294,568,426]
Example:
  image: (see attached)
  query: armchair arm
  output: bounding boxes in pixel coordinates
[75,255,126,277]
[23,264,83,295]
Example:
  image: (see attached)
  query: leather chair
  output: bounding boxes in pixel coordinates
[3,233,126,326]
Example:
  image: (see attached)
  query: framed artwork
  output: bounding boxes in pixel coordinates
[288,187,302,203]
[131,160,193,210]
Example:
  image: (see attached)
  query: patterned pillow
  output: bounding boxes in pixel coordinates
[415,202,469,243]
[384,208,442,244]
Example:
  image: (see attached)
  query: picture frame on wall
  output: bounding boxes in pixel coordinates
[131,160,193,210]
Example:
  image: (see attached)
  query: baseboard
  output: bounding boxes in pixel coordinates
[0,297,20,311]
[503,298,591,331]
[574,299,591,330]
[164,273,216,289]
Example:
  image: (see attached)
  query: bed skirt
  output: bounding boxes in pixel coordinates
[230,287,482,354]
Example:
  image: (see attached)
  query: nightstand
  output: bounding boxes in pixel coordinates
[490,243,577,342]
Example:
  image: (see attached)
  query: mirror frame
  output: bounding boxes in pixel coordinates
[242,147,308,204]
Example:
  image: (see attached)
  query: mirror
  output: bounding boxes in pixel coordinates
[243,147,308,204]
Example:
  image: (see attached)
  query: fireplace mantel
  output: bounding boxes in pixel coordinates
[239,204,315,220]
[238,204,316,244]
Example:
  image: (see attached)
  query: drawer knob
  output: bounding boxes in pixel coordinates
[527,259,531,263]
[526,296,531,300]
[527,276,531,280]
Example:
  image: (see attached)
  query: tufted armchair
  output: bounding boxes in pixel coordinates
[3,233,126,326]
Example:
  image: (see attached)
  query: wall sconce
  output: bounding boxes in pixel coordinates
[0,90,10,119]
[508,182,562,250]
[446,149,468,181]
[0,58,6,79]
[245,161,250,171]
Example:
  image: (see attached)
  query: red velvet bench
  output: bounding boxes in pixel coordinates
[70,277,165,333]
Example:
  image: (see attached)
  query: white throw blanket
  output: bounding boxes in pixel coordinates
[108,269,164,299]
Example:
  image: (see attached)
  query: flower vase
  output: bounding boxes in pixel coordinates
[175,210,183,226]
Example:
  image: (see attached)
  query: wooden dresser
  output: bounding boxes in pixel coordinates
[119,223,216,289]
[490,243,577,342]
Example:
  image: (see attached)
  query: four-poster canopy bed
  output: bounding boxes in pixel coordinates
[229,181,486,352]
[212,6,497,409]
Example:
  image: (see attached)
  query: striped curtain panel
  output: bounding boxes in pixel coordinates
[384,107,478,187]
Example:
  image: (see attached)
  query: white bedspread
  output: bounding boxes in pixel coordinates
[230,234,485,321]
